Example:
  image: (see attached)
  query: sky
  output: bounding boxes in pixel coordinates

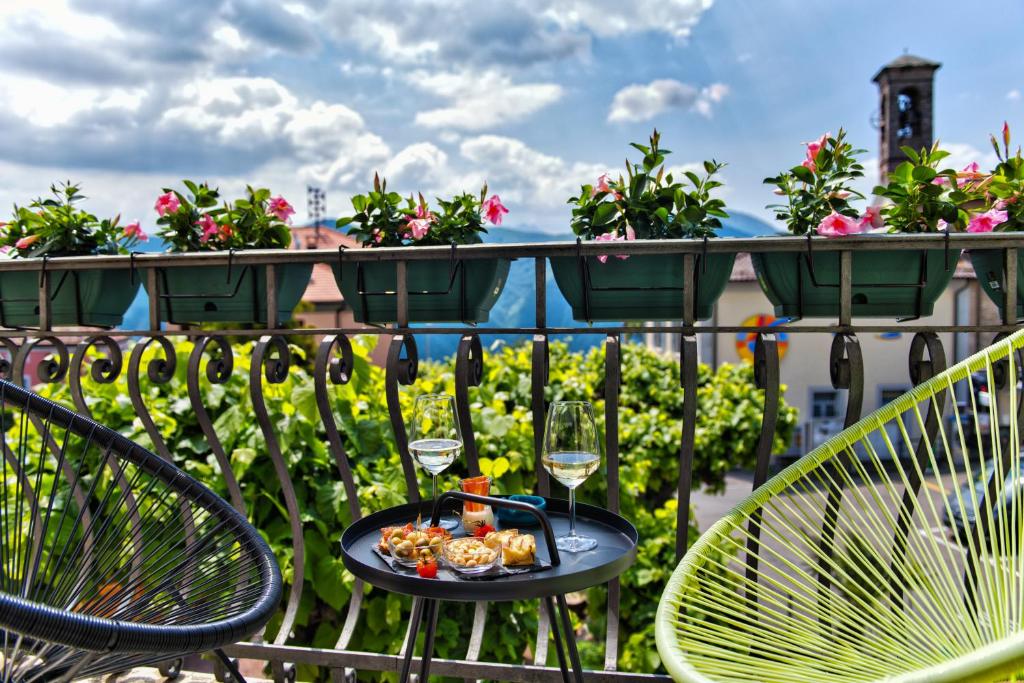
[0,0,1021,236]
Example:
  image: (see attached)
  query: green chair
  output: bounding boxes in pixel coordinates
[657,329,1024,683]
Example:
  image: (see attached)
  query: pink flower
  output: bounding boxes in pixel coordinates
[932,175,949,186]
[801,158,816,174]
[957,162,983,188]
[123,221,148,242]
[371,228,383,244]
[267,196,294,223]
[197,214,219,243]
[816,211,861,238]
[482,195,509,225]
[15,234,39,250]
[154,192,180,217]
[936,219,949,232]
[407,218,431,240]
[624,224,636,241]
[859,205,884,230]
[967,208,1009,233]
[1004,121,1012,150]
[803,132,829,161]
[594,231,620,263]
[589,174,610,197]
[413,203,434,221]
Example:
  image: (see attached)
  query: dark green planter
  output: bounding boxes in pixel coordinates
[550,252,736,322]
[0,269,139,327]
[752,248,957,318]
[970,249,1024,319]
[143,262,313,324]
[334,258,511,324]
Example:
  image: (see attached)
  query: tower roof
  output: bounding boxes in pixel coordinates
[873,54,941,82]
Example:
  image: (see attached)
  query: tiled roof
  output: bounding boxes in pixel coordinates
[288,227,359,304]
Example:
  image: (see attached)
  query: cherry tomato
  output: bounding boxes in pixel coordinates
[416,558,438,579]
[474,524,496,538]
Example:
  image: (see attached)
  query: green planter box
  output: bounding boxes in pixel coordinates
[334,258,511,324]
[143,262,313,324]
[550,252,736,322]
[0,269,140,328]
[970,249,1024,319]
[752,248,957,318]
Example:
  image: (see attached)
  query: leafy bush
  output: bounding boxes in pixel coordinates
[37,337,795,678]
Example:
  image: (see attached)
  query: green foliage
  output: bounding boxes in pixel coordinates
[3,182,140,257]
[568,129,728,241]
[155,180,293,251]
[764,129,867,235]
[982,122,1024,231]
[338,173,496,247]
[871,142,970,233]
[37,337,795,679]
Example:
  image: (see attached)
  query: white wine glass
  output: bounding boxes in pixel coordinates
[410,393,462,530]
[542,400,601,552]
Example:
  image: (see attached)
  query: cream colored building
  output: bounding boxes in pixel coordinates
[645,253,996,455]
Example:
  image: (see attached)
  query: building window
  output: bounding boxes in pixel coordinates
[811,389,839,419]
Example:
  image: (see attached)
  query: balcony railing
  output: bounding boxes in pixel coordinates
[1,232,1022,682]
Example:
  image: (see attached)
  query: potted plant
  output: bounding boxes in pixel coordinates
[552,129,734,322]
[965,122,1024,319]
[334,174,511,323]
[756,130,964,318]
[144,180,311,324]
[0,182,143,327]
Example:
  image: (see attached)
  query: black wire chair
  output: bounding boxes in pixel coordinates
[0,380,281,683]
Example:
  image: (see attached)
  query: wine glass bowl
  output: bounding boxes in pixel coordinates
[410,393,463,530]
[542,400,601,553]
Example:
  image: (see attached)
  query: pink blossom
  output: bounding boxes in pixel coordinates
[801,158,816,174]
[1004,121,1012,149]
[197,214,219,243]
[936,219,949,232]
[123,221,148,242]
[413,203,434,221]
[267,196,294,223]
[371,228,383,244]
[482,195,509,225]
[592,173,618,198]
[859,205,884,230]
[967,208,1009,233]
[624,224,636,241]
[957,162,983,188]
[816,211,861,238]
[407,218,431,240]
[932,175,949,186]
[15,234,39,250]
[803,132,829,161]
[154,192,180,217]
[594,231,621,263]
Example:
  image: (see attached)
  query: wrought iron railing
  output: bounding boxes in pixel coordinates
[0,232,1022,682]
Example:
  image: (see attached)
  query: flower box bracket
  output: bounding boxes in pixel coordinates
[789,232,953,323]
[573,236,710,325]
[338,244,477,326]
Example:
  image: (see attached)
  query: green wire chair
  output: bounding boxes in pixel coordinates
[657,328,1024,683]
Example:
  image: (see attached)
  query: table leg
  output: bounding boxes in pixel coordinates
[543,597,570,683]
[418,600,440,681]
[556,594,584,683]
[398,597,425,683]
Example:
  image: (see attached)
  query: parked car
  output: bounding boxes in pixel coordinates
[943,459,1024,542]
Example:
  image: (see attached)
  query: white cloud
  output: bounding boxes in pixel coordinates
[941,142,998,171]
[544,0,713,40]
[607,79,729,122]
[383,142,449,184]
[411,69,564,130]
[1008,89,1021,102]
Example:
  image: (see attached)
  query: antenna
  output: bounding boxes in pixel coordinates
[306,186,325,248]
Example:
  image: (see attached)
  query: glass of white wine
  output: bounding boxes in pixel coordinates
[542,400,601,552]
[410,393,462,530]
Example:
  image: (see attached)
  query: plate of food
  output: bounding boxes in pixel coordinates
[378,523,451,567]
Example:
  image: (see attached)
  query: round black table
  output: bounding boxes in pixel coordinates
[340,492,638,683]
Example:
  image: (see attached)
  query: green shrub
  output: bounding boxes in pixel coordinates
[37,336,795,678]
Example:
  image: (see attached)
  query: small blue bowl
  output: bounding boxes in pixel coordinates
[495,495,546,528]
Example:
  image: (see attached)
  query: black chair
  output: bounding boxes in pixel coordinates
[0,380,281,682]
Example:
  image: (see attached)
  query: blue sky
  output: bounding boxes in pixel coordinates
[0,0,1020,235]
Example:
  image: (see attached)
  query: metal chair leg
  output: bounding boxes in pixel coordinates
[556,594,584,683]
[418,600,440,682]
[214,649,247,683]
[544,597,570,683]
[398,598,426,683]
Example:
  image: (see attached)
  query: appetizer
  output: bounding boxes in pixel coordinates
[443,537,499,573]
[482,528,518,551]
[501,534,537,566]
[380,523,450,565]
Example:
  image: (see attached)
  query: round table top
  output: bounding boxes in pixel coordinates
[340,496,638,602]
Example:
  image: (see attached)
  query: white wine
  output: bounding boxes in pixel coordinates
[409,438,461,475]
[542,451,600,489]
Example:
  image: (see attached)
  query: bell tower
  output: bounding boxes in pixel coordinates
[873,54,941,183]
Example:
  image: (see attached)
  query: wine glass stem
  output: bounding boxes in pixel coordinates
[431,473,438,519]
[569,486,577,538]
